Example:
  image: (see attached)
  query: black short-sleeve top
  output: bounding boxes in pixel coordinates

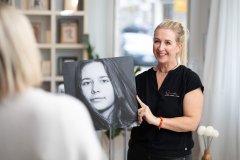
[129,65,204,158]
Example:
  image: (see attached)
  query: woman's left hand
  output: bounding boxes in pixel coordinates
[136,96,159,126]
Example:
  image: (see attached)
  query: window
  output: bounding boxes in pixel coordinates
[115,0,188,66]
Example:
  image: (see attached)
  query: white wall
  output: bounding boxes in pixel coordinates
[86,0,115,58]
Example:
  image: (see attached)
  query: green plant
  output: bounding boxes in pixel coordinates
[105,128,122,139]
[134,66,141,74]
[83,34,99,60]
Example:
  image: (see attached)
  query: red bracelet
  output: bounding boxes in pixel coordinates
[158,117,163,129]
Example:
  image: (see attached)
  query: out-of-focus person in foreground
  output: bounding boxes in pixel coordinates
[0,3,103,160]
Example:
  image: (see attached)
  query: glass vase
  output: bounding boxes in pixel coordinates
[201,149,212,160]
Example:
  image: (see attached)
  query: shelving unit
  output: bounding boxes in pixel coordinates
[11,0,88,93]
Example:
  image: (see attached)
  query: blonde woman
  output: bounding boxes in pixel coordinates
[128,20,204,160]
[0,3,103,160]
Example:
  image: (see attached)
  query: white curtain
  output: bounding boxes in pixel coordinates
[201,0,240,159]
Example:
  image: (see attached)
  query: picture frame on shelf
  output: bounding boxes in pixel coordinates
[58,56,78,75]
[64,0,80,11]
[45,30,51,43]
[59,20,78,44]
[31,22,41,43]
[28,0,49,10]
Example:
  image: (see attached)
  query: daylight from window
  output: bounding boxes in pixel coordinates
[115,0,188,67]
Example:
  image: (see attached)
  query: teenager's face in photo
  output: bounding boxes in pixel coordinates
[80,62,115,112]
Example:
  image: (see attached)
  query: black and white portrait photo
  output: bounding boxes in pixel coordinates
[62,57,138,130]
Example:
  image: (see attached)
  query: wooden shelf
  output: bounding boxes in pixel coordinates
[13,0,87,93]
[21,10,52,15]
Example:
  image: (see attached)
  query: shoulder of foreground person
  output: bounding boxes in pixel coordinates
[27,87,85,108]
[28,88,106,160]
[26,87,95,126]
[0,87,105,160]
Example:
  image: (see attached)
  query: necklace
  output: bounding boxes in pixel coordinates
[157,63,179,74]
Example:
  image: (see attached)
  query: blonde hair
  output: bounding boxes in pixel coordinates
[0,4,42,100]
[154,19,189,65]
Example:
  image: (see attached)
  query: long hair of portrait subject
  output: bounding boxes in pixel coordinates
[75,59,137,130]
[101,58,137,127]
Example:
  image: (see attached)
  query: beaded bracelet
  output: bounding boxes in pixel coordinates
[158,117,163,129]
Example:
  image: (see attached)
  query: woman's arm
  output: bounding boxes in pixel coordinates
[162,88,203,132]
[137,88,203,132]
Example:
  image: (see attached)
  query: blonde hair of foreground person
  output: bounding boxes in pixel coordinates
[0,3,42,99]
[0,4,104,160]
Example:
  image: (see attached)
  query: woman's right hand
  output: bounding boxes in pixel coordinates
[136,95,160,126]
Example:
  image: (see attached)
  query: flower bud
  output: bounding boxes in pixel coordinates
[197,125,206,135]
[204,126,214,136]
[212,129,219,138]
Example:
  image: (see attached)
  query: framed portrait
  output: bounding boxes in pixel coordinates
[60,21,78,44]
[31,22,41,43]
[62,57,138,130]
[58,56,78,75]
[28,0,49,10]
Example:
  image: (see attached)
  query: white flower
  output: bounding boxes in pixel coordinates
[197,125,219,149]
[204,126,214,136]
[212,129,219,138]
[197,125,206,135]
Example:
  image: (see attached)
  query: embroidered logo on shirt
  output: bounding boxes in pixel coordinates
[164,90,180,97]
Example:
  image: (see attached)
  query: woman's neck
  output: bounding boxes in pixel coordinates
[155,62,179,73]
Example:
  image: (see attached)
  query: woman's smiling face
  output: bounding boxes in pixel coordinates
[80,62,115,112]
[153,29,180,65]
